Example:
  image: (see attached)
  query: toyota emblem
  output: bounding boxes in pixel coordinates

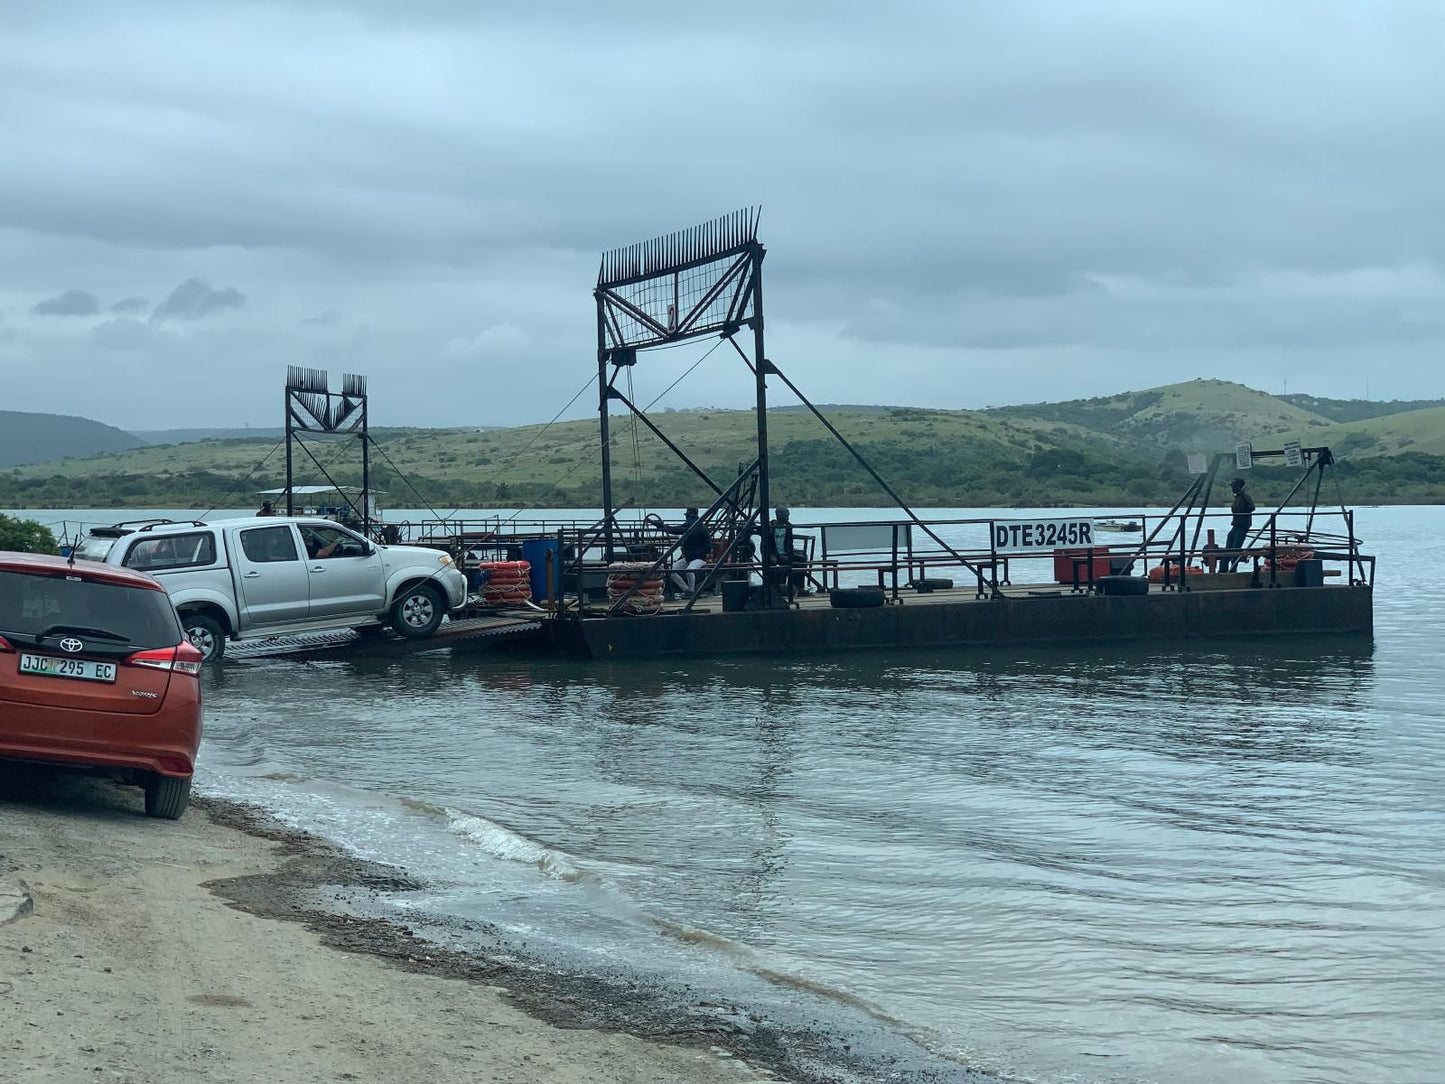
[59,638,84,654]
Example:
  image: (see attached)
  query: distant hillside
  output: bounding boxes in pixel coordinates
[0,410,146,467]
[5,380,1444,507]
[1278,394,1445,425]
[1279,406,1445,459]
[130,427,285,445]
[127,425,491,447]
[991,379,1327,451]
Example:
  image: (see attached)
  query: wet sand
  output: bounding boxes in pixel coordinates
[0,766,779,1084]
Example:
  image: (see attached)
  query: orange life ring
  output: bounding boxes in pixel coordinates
[476,560,532,605]
[607,561,665,613]
[1148,563,1204,582]
[1264,547,1314,572]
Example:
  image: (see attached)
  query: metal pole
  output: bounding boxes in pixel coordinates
[1346,509,1357,586]
[750,247,773,607]
[360,397,371,537]
[284,390,294,516]
[1269,514,1278,588]
[1178,520,1188,592]
[596,295,616,562]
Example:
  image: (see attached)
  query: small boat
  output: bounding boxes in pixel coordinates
[1097,519,1142,532]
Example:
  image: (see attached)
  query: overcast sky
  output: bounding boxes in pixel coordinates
[2,1,1442,430]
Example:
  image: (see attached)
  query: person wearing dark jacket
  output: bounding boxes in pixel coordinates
[653,507,712,594]
[1225,478,1255,570]
[767,506,810,595]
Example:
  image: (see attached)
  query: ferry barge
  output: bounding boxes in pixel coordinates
[398,211,1374,660]
[273,211,1374,662]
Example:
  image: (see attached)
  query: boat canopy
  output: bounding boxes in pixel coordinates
[257,485,379,497]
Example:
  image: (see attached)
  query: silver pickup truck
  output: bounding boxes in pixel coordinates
[73,517,468,662]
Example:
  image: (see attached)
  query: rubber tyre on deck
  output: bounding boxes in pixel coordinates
[144,774,191,820]
[911,577,954,592]
[1095,575,1149,596]
[181,613,225,663]
[391,583,445,639]
[829,586,887,609]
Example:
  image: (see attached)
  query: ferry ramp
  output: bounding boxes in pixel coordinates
[224,614,545,664]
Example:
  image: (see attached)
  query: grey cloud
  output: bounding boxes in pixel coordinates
[111,295,148,313]
[151,279,245,322]
[33,288,99,316]
[90,316,150,351]
[2,0,1445,426]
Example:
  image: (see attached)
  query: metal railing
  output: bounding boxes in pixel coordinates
[382,506,1372,619]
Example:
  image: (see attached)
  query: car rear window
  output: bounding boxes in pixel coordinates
[123,531,217,571]
[0,570,181,650]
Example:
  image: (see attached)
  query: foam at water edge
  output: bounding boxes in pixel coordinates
[445,811,586,882]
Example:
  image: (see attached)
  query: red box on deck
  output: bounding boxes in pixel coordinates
[1053,548,1128,585]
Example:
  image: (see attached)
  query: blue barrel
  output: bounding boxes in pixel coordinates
[520,538,560,603]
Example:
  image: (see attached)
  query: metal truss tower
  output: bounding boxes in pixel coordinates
[283,367,372,533]
[594,208,774,570]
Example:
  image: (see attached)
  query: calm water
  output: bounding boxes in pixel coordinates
[11,505,1443,1082]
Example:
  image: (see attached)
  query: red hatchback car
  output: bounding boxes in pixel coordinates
[0,551,203,818]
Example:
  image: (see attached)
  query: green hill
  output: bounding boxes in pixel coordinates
[1278,406,1445,459]
[992,379,1328,451]
[0,410,146,467]
[1279,394,1445,424]
[4,380,1444,508]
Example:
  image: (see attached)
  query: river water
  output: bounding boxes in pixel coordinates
[8,505,1443,1082]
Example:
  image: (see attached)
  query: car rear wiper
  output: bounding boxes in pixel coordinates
[35,624,133,643]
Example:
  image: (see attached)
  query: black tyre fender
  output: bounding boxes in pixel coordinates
[1095,575,1149,596]
[829,586,887,609]
[391,582,445,638]
[179,611,226,663]
[144,774,191,820]
[911,577,954,592]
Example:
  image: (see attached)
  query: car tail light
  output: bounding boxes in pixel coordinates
[127,644,202,675]
[173,640,204,675]
[0,634,13,653]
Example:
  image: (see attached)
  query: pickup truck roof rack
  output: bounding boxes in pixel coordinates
[137,520,207,532]
[91,519,177,537]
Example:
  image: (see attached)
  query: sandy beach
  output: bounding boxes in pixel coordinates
[0,766,777,1084]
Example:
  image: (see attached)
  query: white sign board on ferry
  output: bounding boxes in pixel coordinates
[1235,442,1253,469]
[992,518,1097,552]
[1283,440,1303,468]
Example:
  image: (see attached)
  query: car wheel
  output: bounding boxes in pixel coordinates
[144,774,191,820]
[182,613,225,662]
[391,584,444,639]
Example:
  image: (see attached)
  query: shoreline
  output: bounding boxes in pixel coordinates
[1,768,990,1084]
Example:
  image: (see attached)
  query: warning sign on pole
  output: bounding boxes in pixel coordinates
[1234,442,1253,470]
[1186,453,1207,475]
[1283,440,1303,468]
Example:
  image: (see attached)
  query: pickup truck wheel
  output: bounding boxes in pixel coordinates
[181,613,225,663]
[391,584,444,639]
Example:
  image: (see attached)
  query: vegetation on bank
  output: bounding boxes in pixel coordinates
[2,450,1441,512]
[0,513,59,553]
[4,379,1443,510]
